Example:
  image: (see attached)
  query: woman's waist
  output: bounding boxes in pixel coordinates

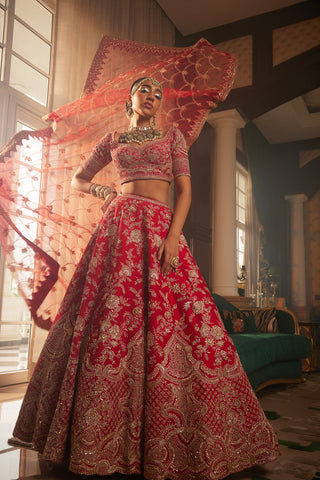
[118,192,171,209]
[120,179,170,205]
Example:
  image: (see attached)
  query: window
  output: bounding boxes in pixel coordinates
[0,116,44,386]
[236,166,247,278]
[9,0,53,105]
[0,0,55,386]
[0,0,5,76]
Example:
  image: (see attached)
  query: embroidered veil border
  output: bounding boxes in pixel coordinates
[0,36,237,329]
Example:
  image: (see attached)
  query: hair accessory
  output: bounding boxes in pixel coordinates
[130,77,162,96]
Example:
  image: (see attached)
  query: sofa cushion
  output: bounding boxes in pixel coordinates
[252,308,278,333]
[222,310,258,334]
[231,333,311,374]
[275,309,296,334]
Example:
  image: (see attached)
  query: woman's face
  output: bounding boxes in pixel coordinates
[130,80,162,120]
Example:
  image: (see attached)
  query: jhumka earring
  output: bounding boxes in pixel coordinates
[126,101,133,117]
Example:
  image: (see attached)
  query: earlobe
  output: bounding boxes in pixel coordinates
[126,94,133,118]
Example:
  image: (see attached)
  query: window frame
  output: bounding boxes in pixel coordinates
[1,0,55,114]
[0,0,56,387]
[236,162,248,278]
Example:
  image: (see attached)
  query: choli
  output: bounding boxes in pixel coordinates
[81,127,190,184]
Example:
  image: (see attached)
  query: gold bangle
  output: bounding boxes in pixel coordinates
[102,186,114,199]
[89,183,115,199]
[89,183,98,196]
[96,185,105,198]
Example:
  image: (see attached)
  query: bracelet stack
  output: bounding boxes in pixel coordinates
[89,183,115,199]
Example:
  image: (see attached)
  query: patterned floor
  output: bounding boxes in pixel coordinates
[0,372,319,480]
[228,371,320,480]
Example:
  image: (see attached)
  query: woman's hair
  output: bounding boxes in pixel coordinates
[130,77,149,94]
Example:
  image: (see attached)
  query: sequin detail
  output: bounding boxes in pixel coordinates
[12,195,279,479]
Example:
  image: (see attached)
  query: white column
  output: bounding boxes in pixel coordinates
[285,194,307,307]
[207,109,247,296]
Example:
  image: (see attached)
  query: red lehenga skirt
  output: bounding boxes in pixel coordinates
[11,193,279,479]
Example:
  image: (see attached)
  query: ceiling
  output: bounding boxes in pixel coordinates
[156,0,319,145]
[156,0,308,36]
[253,88,320,144]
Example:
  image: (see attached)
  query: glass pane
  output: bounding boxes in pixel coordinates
[0,266,31,374]
[13,20,51,74]
[238,191,246,208]
[0,126,40,376]
[16,121,33,132]
[0,8,4,42]
[0,1,5,6]
[238,172,246,191]
[239,206,245,224]
[15,0,52,41]
[10,55,48,105]
[237,225,245,276]
[239,228,245,252]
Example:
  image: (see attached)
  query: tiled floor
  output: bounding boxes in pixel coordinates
[0,346,29,373]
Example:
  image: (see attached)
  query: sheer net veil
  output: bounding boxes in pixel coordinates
[0,36,237,329]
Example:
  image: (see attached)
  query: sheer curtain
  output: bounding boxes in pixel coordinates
[51,0,175,109]
[18,0,175,363]
[0,13,237,367]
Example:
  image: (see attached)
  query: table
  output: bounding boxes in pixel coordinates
[299,322,320,372]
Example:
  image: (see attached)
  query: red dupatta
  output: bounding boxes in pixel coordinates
[0,36,237,329]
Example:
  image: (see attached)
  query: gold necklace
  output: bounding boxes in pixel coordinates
[118,126,161,145]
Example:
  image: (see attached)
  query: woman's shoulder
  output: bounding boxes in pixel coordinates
[95,132,113,146]
[161,125,185,140]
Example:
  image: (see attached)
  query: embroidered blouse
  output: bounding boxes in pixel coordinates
[81,127,190,183]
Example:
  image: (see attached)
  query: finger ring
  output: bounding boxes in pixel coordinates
[170,256,179,269]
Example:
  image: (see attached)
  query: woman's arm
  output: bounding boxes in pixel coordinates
[71,164,116,204]
[158,175,191,276]
[71,165,94,194]
[71,134,115,199]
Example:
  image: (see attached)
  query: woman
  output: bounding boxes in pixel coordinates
[10,77,279,480]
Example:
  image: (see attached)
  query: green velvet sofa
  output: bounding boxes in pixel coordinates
[212,293,311,392]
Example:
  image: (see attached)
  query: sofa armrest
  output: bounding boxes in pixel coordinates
[274,308,299,334]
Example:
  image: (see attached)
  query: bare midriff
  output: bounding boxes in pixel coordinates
[121,179,170,204]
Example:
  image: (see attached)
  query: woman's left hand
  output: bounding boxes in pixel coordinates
[157,235,179,276]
